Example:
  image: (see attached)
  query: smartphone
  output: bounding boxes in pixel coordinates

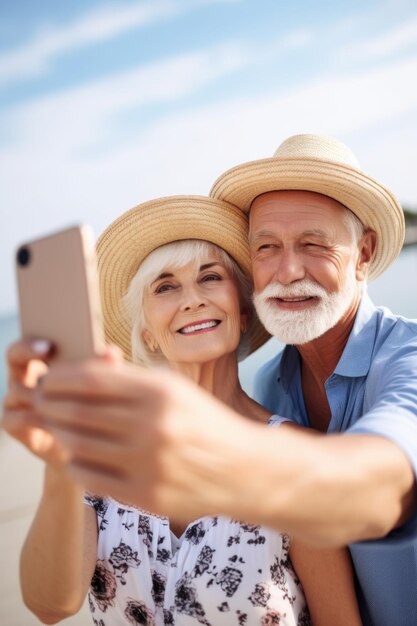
[15,224,105,362]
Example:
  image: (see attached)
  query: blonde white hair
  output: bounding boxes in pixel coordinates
[343,207,365,244]
[122,239,254,366]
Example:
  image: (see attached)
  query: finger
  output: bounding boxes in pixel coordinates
[36,396,142,440]
[40,358,168,403]
[1,407,68,465]
[7,339,51,385]
[46,424,140,470]
[2,406,44,437]
[3,380,36,410]
[3,385,29,411]
[100,344,124,364]
[7,338,52,370]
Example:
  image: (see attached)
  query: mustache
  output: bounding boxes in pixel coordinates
[254,280,328,300]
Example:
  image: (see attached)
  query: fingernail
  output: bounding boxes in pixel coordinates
[32,339,52,355]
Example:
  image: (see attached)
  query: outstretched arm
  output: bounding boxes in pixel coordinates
[244,425,415,546]
[33,351,415,547]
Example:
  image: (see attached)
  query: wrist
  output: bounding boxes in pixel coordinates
[43,464,83,499]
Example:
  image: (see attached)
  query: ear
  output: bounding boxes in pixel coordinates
[142,329,158,352]
[355,229,377,281]
[240,311,249,334]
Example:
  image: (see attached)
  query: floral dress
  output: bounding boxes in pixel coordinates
[85,417,311,626]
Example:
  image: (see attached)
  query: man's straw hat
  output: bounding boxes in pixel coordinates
[210,134,405,280]
[97,195,270,361]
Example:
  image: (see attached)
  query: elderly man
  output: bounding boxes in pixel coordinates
[210,134,417,626]
[4,135,417,626]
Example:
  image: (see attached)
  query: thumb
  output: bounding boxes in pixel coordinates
[101,344,124,364]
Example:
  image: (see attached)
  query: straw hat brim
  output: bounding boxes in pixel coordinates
[210,155,405,280]
[97,195,270,361]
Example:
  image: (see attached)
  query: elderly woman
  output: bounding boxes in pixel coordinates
[4,196,362,626]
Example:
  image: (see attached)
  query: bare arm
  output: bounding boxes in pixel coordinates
[2,340,97,623]
[245,426,415,546]
[290,540,362,626]
[20,467,97,624]
[33,353,415,547]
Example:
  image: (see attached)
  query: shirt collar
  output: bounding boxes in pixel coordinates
[334,291,378,378]
[275,291,378,387]
[275,344,300,392]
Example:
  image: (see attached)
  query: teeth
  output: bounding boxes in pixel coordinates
[180,321,218,334]
[280,297,310,302]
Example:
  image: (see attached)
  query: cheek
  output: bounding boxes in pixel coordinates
[143,304,174,342]
[252,258,275,292]
[308,255,350,292]
[214,287,243,328]
[225,286,243,315]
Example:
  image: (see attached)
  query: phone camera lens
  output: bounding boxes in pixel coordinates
[17,246,31,267]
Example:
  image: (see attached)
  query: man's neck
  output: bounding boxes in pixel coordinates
[297,293,361,383]
[297,294,361,431]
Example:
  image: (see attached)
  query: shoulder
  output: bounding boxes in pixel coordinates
[356,307,417,419]
[346,297,417,375]
[371,308,417,366]
[374,304,417,335]
[84,492,108,512]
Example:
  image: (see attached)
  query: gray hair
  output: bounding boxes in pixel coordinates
[122,239,254,366]
[343,207,365,244]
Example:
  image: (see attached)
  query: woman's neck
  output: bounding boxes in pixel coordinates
[171,352,240,404]
[170,353,270,423]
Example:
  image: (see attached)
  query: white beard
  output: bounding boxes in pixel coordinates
[253,265,358,345]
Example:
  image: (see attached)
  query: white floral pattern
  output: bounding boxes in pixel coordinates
[85,417,310,626]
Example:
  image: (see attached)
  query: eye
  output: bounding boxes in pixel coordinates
[304,242,326,249]
[257,243,275,251]
[154,283,175,294]
[202,273,221,282]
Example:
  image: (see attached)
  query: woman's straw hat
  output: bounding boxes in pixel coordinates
[210,134,405,280]
[97,195,270,361]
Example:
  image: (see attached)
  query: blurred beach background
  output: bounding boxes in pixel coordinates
[1,0,417,623]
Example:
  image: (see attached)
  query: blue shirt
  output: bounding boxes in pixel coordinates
[254,293,417,626]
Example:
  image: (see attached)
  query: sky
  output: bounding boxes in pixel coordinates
[1,0,417,315]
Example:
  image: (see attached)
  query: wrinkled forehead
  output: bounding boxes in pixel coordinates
[249,190,354,233]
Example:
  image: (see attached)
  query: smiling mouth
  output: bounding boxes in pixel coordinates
[178,320,221,334]
[275,296,315,302]
[268,296,319,308]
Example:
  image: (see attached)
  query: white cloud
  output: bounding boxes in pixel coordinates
[0,0,240,86]
[2,40,248,155]
[273,29,313,52]
[1,24,316,157]
[2,45,417,313]
[339,13,417,62]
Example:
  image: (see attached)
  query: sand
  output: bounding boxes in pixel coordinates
[0,432,90,625]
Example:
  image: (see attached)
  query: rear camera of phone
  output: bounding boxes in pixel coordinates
[17,246,31,267]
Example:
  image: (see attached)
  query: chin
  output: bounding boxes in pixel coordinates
[180,345,237,364]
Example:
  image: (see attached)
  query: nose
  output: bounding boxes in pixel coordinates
[180,285,207,311]
[274,248,306,285]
